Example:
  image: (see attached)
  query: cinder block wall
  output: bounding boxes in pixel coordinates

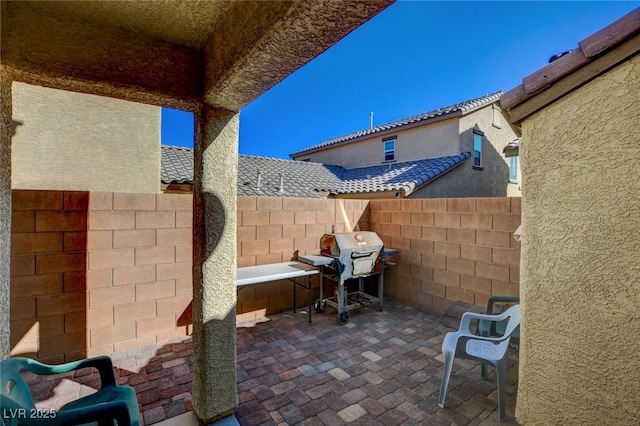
[85,192,192,357]
[370,198,521,315]
[10,190,89,363]
[10,191,517,361]
[10,190,193,362]
[9,192,369,361]
[236,197,370,317]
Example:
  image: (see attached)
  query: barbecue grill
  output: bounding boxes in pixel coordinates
[300,231,387,325]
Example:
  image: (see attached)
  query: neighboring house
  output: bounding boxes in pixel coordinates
[501,8,639,425]
[291,92,522,197]
[162,145,470,198]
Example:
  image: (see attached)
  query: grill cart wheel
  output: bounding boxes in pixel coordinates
[314,299,326,313]
[337,310,350,325]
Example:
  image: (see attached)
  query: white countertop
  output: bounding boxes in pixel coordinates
[298,254,335,266]
[236,261,319,287]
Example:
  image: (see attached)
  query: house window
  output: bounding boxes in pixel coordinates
[383,137,396,162]
[473,131,483,169]
[509,156,518,181]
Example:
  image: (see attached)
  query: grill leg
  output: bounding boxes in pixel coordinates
[338,279,345,314]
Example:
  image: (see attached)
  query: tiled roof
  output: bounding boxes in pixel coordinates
[161,145,193,185]
[237,155,343,198]
[161,145,470,198]
[501,8,640,114]
[330,152,470,196]
[290,92,503,157]
[161,145,343,197]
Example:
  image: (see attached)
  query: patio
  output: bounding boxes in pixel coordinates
[25,301,519,425]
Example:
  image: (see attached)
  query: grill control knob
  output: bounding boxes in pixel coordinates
[356,234,364,242]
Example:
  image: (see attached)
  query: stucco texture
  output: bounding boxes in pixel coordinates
[518,55,640,424]
[191,107,239,423]
[12,83,161,193]
[0,68,12,359]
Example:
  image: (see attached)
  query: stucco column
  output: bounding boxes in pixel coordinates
[191,105,238,422]
[0,68,12,359]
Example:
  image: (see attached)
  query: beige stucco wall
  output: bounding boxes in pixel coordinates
[12,82,161,193]
[506,155,521,197]
[409,105,520,198]
[517,54,640,424]
[295,117,460,167]
[458,104,520,197]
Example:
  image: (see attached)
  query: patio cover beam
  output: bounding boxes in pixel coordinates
[0,2,202,111]
[203,0,394,111]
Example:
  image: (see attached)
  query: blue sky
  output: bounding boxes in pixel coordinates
[161,1,639,159]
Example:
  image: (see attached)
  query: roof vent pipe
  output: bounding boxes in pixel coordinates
[256,171,262,190]
[370,112,374,129]
[279,174,284,192]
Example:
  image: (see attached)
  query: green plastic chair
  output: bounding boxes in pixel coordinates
[1,356,140,426]
[477,295,520,379]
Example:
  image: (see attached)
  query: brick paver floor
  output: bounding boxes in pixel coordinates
[24,301,519,425]
[235,301,519,426]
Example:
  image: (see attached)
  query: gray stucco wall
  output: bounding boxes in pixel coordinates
[12,82,161,193]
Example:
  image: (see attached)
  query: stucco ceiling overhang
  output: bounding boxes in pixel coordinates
[1,0,394,111]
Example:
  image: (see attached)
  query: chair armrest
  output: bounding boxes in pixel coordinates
[486,295,519,314]
[460,309,516,335]
[20,356,117,387]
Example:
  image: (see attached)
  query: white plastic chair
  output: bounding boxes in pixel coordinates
[438,304,521,422]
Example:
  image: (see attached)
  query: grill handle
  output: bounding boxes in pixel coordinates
[351,250,377,259]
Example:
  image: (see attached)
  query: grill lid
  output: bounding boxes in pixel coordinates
[320,232,383,257]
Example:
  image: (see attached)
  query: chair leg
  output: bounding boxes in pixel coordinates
[481,361,488,380]
[496,360,507,422]
[438,350,455,408]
